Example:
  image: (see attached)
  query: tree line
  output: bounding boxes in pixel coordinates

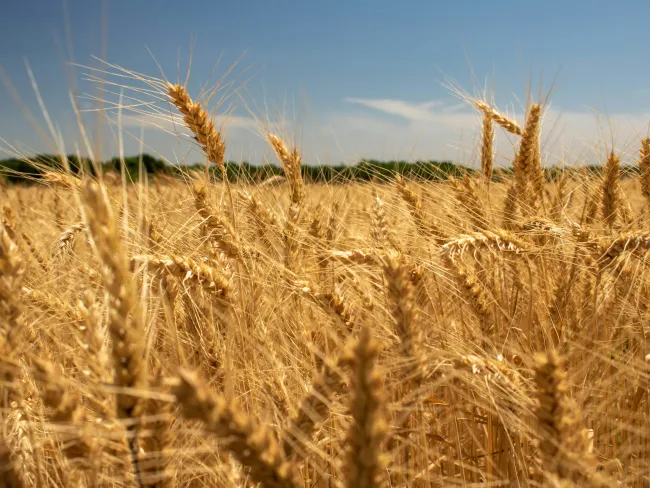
[0,152,635,185]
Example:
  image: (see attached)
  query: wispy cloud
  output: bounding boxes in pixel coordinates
[343,98,448,122]
[320,98,650,166]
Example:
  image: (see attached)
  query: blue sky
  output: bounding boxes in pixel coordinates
[1,0,650,166]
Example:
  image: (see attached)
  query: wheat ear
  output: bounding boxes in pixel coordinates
[54,223,86,259]
[281,355,347,461]
[167,83,225,168]
[344,327,387,488]
[513,104,542,209]
[131,254,231,297]
[33,361,95,466]
[640,138,650,203]
[267,134,305,207]
[298,281,356,331]
[480,111,494,180]
[268,134,305,274]
[370,194,388,248]
[81,180,146,481]
[0,438,25,488]
[395,176,446,243]
[534,351,599,484]
[193,184,243,261]
[173,369,299,488]
[382,252,424,383]
[602,150,622,229]
[2,205,17,240]
[474,100,523,136]
[138,372,173,488]
[451,174,489,230]
[20,232,48,273]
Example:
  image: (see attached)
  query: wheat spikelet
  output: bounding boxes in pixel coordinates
[157,272,185,365]
[257,174,287,187]
[530,138,546,210]
[78,261,101,282]
[598,231,650,264]
[240,190,279,227]
[548,263,578,344]
[521,218,567,238]
[5,381,40,488]
[583,188,600,226]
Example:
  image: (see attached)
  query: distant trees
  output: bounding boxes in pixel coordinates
[0,152,633,185]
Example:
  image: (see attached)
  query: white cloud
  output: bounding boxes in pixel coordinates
[316,98,650,167]
[343,98,446,122]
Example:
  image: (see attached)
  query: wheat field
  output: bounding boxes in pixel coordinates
[1,74,650,488]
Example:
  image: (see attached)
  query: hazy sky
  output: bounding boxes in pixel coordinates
[1,0,650,167]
